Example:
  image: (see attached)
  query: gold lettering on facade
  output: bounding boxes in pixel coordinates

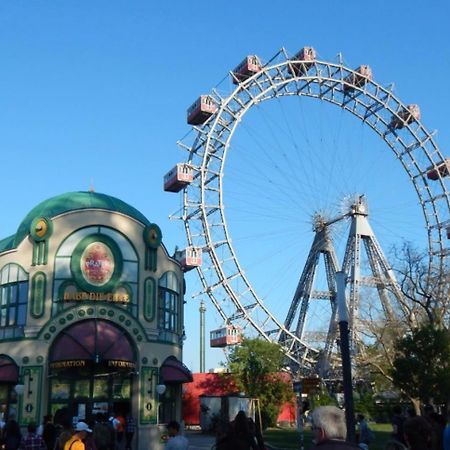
[50,360,87,369]
[62,292,129,303]
[107,360,136,369]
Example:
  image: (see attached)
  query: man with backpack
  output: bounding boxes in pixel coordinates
[63,422,91,450]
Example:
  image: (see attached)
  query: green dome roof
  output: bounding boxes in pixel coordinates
[2,191,151,251]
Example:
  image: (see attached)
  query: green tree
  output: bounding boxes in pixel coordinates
[391,324,450,405]
[357,243,449,413]
[226,338,293,428]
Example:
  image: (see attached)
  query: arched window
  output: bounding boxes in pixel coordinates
[0,264,28,338]
[158,272,180,333]
[53,226,139,317]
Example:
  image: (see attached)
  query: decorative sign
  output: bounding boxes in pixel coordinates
[20,366,41,426]
[71,234,123,293]
[62,291,129,303]
[140,367,157,424]
[107,360,136,369]
[50,359,136,371]
[80,242,115,287]
[50,360,87,370]
[300,377,321,394]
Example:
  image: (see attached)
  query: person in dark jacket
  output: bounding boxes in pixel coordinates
[42,415,57,450]
[310,406,360,450]
[3,419,22,450]
[232,411,258,450]
[391,406,406,445]
[93,415,114,450]
[403,416,432,450]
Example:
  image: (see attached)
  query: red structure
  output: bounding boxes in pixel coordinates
[182,372,296,426]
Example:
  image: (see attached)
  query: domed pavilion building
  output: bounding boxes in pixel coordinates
[0,191,192,449]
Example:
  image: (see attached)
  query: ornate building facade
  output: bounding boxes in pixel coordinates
[0,191,191,449]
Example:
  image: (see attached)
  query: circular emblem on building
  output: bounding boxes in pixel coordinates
[80,242,115,286]
[30,217,53,241]
[71,234,123,292]
[143,223,162,249]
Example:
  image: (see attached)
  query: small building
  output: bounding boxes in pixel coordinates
[0,191,192,450]
[182,372,296,428]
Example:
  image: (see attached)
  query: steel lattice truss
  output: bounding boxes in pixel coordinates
[176,48,450,370]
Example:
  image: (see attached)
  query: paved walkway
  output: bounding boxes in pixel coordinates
[185,430,216,450]
[184,431,281,450]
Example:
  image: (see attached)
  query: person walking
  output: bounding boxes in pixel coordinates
[63,422,92,450]
[124,414,135,450]
[165,421,188,450]
[403,416,432,450]
[356,414,374,448]
[109,415,125,450]
[42,416,57,450]
[3,419,22,450]
[443,410,450,450]
[424,405,445,450]
[391,406,406,445]
[310,406,360,450]
[53,410,73,450]
[232,411,258,450]
[21,423,46,450]
[93,415,114,450]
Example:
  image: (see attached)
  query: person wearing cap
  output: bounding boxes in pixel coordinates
[64,422,92,450]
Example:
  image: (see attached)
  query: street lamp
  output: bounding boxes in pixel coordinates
[156,384,166,425]
[14,384,25,396]
[336,271,356,442]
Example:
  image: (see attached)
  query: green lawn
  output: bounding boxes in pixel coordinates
[263,423,393,450]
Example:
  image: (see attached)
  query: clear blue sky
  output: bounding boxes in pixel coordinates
[1,1,449,371]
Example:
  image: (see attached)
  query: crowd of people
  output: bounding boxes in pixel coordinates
[309,404,450,450]
[1,404,450,450]
[0,410,136,450]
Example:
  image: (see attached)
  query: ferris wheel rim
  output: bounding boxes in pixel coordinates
[180,50,449,366]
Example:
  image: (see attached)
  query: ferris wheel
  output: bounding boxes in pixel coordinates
[164,47,450,371]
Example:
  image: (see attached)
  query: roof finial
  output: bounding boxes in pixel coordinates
[89,179,95,193]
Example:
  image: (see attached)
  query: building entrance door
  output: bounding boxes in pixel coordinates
[49,372,131,423]
[48,319,137,423]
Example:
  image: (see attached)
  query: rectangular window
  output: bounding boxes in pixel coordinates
[0,280,28,338]
[158,289,179,332]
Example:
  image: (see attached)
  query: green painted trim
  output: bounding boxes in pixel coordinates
[70,234,123,293]
[54,280,77,315]
[140,366,157,424]
[145,248,157,272]
[31,272,46,318]
[38,303,149,344]
[32,241,49,266]
[0,235,15,253]
[18,366,42,426]
[143,224,162,249]
[14,191,151,248]
[143,277,156,322]
[30,217,53,242]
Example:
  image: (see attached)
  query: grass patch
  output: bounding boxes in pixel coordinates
[263,423,393,450]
